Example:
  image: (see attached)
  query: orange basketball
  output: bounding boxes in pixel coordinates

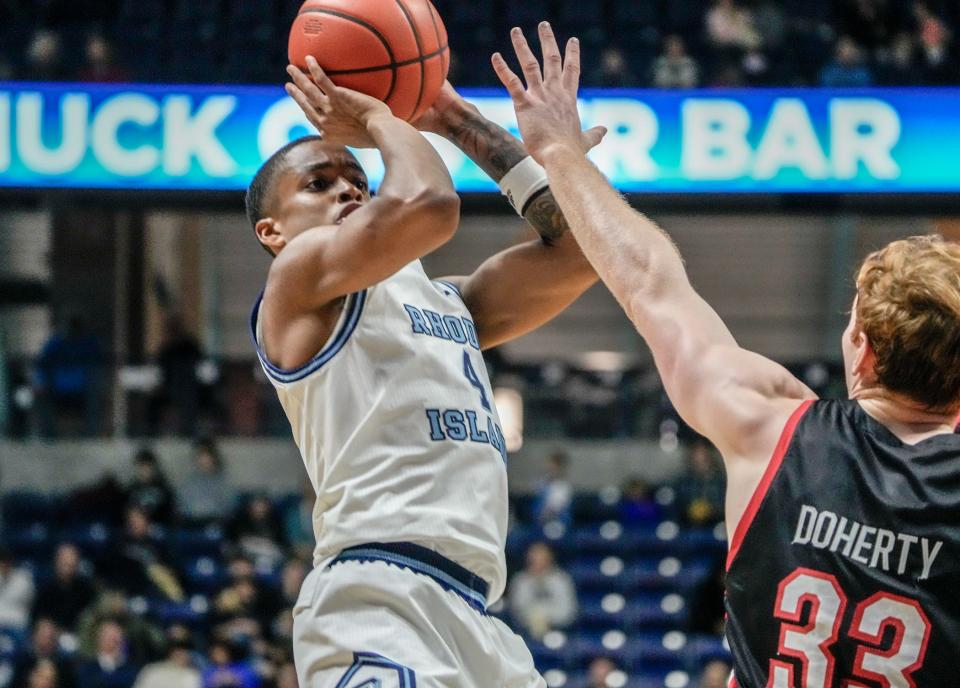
[288,0,449,122]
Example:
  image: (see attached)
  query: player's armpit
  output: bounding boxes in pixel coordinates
[436,229,598,351]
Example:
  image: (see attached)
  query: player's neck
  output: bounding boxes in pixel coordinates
[855,390,957,442]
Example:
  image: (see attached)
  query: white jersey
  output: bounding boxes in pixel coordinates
[252,260,510,603]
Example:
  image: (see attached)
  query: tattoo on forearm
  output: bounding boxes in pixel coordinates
[444,108,526,181]
[444,108,570,243]
[522,189,569,243]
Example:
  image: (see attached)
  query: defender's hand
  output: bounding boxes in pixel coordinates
[492,22,586,165]
[286,57,393,148]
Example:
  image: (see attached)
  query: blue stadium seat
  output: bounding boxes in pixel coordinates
[148,598,210,628]
[171,525,225,559]
[2,492,51,527]
[623,594,689,631]
[686,634,731,667]
[624,636,685,674]
[60,522,113,558]
[6,522,52,560]
[569,523,627,555]
[182,556,227,594]
[526,639,568,672]
[578,594,628,631]
[569,557,629,594]
[571,493,620,525]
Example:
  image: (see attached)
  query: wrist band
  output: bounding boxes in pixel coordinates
[498,156,550,216]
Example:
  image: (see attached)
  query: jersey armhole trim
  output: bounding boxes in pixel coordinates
[249,289,368,384]
[725,399,815,571]
[433,279,463,299]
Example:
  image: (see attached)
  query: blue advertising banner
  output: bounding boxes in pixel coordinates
[0,82,958,193]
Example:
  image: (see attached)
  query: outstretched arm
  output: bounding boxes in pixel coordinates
[492,24,815,464]
[416,84,604,349]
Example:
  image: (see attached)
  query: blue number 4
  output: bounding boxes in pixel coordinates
[463,350,492,411]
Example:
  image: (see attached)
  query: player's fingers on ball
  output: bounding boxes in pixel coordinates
[305,56,337,95]
[285,83,315,115]
[510,27,543,88]
[538,22,563,82]
[492,53,527,101]
[288,65,327,106]
[562,37,582,92]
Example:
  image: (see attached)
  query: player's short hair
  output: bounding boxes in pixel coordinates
[245,135,323,255]
[856,235,960,411]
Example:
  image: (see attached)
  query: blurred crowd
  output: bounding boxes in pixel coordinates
[0,439,731,688]
[0,0,956,87]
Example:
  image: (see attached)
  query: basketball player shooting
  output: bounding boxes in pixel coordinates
[494,22,960,688]
[247,56,603,687]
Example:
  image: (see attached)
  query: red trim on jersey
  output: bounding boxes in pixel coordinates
[726,399,815,570]
[727,673,738,688]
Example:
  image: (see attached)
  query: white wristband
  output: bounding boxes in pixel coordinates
[498,156,549,216]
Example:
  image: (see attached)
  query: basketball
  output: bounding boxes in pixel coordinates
[288,0,449,122]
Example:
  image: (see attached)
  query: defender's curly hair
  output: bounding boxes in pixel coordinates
[856,235,960,411]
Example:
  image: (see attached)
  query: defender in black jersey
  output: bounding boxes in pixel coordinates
[725,399,960,687]
[492,27,960,688]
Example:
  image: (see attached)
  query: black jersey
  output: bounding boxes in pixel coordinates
[725,399,960,688]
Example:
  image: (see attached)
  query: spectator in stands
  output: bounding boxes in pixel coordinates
[178,438,236,525]
[0,546,34,631]
[839,0,896,53]
[881,33,919,85]
[619,477,661,525]
[25,659,59,688]
[201,640,258,688]
[108,506,183,601]
[213,571,282,642]
[132,638,200,688]
[76,35,129,83]
[34,316,104,438]
[229,495,287,569]
[76,619,140,688]
[674,441,725,527]
[652,35,700,89]
[532,451,573,526]
[915,1,953,83]
[33,544,97,631]
[586,657,619,688]
[24,30,67,81]
[66,471,128,528]
[11,618,77,688]
[275,662,297,688]
[820,36,874,87]
[508,542,577,639]
[282,478,315,559]
[587,47,639,88]
[76,592,165,667]
[152,314,203,436]
[126,449,175,527]
[698,658,733,688]
[706,0,761,52]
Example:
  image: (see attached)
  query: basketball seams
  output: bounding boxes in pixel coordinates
[323,45,448,77]
[297,7,399,102]
[392,0,426,119]
[424,1,448,79]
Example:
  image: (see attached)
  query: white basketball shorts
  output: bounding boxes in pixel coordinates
[292,542,546,688]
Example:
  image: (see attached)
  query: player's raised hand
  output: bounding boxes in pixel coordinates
[286,56,393,148]
[492,22,586,164]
